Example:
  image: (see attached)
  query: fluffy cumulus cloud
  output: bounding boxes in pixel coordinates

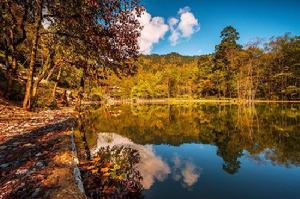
[169,7,200,45]
[136,7,199,54]
[137,10,169,54]
[178,7,200,37]
[168,17,180,45]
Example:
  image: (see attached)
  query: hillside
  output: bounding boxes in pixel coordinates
[97,34,300,101]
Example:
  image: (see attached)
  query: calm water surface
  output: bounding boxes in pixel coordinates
[81,103,300,199]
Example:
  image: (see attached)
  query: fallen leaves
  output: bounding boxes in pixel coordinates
[53,152,73,165]
[0,102,83,199]
[0,102,76,142]
[100,167,109,173]
[91,169,98,174]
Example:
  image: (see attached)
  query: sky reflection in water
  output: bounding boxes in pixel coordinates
[90,133,201,189]
[83,104,300,199]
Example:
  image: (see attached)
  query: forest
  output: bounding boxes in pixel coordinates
[1,1,300,112]
[102,29,300,101]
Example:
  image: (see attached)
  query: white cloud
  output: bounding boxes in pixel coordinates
[169,31,180,46]
[137,10,169,54]
[178,7,200,37]
[168,6,200,45]
[168,17,180,46]
[135,7,199,53]
[168,17,179,26]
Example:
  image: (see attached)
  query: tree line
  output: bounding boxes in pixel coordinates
[102,26,300,101]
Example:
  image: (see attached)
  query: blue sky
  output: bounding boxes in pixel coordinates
[139,0,300,55]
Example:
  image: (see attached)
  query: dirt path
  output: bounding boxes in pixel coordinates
[0,102,85,199]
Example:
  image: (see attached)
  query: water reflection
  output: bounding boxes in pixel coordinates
[82,104,300,173]
[90,133,202,190]
[79,103,300,199]
[171,155,201,187]
[91,133,170,189]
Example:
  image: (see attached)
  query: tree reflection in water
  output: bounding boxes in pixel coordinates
[80,103,300,176]
[90,133,171,190]
[80,145,143,199]
[76,103,300,198]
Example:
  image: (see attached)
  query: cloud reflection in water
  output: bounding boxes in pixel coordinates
[90,133,201,189]
[172,155,201,187]
[91,133,170,189]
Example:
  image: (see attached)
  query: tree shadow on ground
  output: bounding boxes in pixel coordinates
[0,118,76,199]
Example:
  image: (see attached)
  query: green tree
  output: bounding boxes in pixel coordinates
[214,26,241,98]
[266,35,300,100]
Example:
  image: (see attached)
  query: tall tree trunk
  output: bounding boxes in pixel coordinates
[51,66,62,102]
[167,77,170,98]
[217,77,220,99]
[23,0,43,110]
[237,79,240,100]
[31,50,53,105]
[76,68,86,111]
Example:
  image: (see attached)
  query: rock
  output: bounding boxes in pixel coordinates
[31,188,41,198]
[26,168,37,176]
[35,152,42,157]
[36,161,44,167]
[0,163,10,168]
[12,142,21,146]
[16,168,29,175]
[23,143,33,147]
[0,146,7,150]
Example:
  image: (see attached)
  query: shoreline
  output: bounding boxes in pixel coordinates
[108,98,300,104]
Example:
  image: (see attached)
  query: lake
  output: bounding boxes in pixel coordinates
[78,103,300,199]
